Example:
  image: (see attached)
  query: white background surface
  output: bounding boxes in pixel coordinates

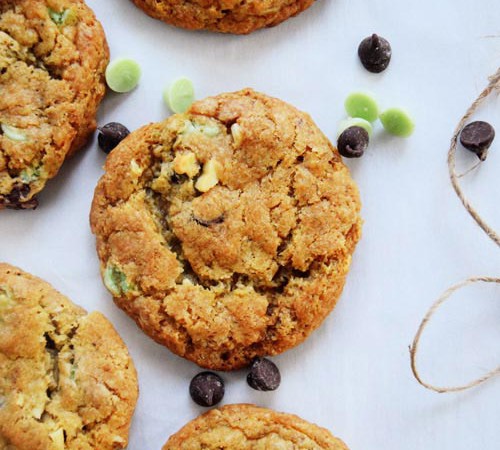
[1,0,500,448]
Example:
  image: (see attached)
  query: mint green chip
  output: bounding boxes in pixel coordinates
[380,108,415,137]
[20,166,41,183]
[337,117,373,138]
[48,8,77,26]
[345,92,379,123]
[1,123,27,142]
[103,264,134,296]
[164,77,195,114]
[105,58,141,93]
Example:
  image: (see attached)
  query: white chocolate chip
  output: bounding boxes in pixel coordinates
[49,429,65,450]
[32,404,44,419]
[200,124,220,137]
[0,291,11,309]
[130,159,143,177]
[195,158,221,193]
[15,393,25,406]
[230,123,243,147]
[112,435,125,444]
[180,120,220,137]
[180,120,196,135]
[173,152,199,178]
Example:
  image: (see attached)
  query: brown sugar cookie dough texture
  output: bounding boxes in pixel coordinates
[0,263,138,450]
[0,0,109,209]
[163,404,349,449]
[131,0,316,34]
[90,89,362,371]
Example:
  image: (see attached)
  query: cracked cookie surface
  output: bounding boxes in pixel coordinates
[0,0,109,209]
[163,404,349,449]
[131,0,315,34]
[0,263,138,450]
[90,89,362,371]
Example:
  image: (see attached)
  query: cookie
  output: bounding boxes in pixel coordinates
[90,88,362,370]
[0,263,138,450]
[0,0,109,210]
[162,404,349,449]
[131,0,315,34]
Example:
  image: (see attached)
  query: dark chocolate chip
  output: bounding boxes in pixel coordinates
[358,34,392,73]
[0,197,38,210]
[5,197,39,210]
[189,372,225,407]
[97,122,130,154]
[247,357,281,391]
[459,121,495,161]
[170,172,189,184]
[337,126,369,158]
[6,183,30,203]
[192,214,225,227]
[1,183,38,210]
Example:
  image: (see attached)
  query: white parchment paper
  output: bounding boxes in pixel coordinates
[1,0,499,448]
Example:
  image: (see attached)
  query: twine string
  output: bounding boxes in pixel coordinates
[448,67,500,247]
[410,68,500,393]
[409,277,500,393]
[456,160,481,178]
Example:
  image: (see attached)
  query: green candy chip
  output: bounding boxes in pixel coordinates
[20,166,41,183]
[1,123,27,142]
[103,264,133,296]
[48,8,77,26]
[105,58,141,93]
[164,77,195,114]
[344,92,379,123]
[380,108,415,137]
[337,117,373,138]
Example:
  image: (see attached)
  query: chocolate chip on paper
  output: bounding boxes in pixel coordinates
[337,126,369,158]
[358,33,392,73]
[98,122,130,154]
[189,372,225,407]
[459,121,495,161]
[247,357,281,392]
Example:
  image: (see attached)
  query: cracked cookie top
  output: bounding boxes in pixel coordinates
[0,0,109,209]
[163,404,349,449]
[90,89,362,370]
[131,0,315,34]
[0,263,138,450]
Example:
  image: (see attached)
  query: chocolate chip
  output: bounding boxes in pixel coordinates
[192,214,225,227]
[1,183,38,210]
[6,183,30,203]
[337,126,369,158]
[5,198,38,210]
[459,121,495,161]
[358,34,392,73]
[189,372,225,407]
[170,172,189,184]
[247,357,281,391]
[97,122,130,154]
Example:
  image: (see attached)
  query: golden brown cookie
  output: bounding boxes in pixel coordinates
[0,0,109,210]
[90,89,362,371]
[163,404,349,449]
[0,263,138,450]
[131,0,315,34]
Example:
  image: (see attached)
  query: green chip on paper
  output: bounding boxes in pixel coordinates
[164,77,195,114]
[380,108,415,137]
[344,92,379,123]
[105,58,141,93]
